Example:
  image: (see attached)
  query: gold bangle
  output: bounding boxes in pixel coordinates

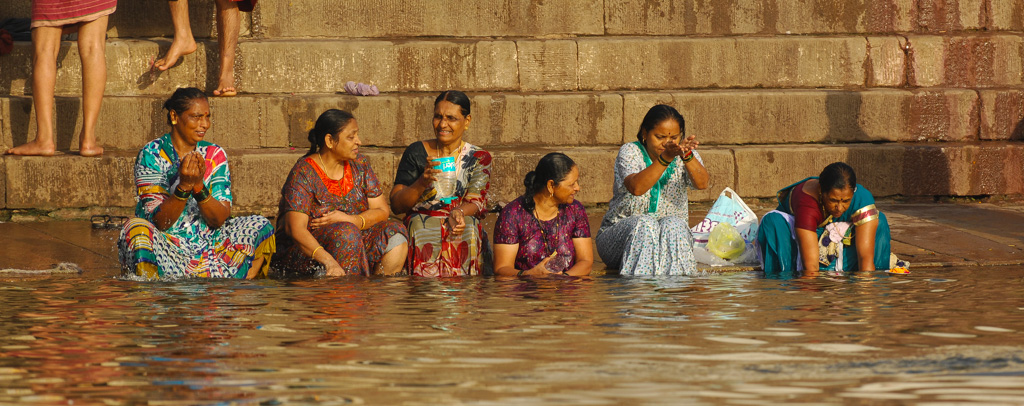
[357,214,365,230]
[198,195,213,204]
[311,246,322,259]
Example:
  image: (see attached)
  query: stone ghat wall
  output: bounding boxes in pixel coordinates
[0,1,1022,216]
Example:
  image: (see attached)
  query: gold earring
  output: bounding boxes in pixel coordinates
[171,119,177,125]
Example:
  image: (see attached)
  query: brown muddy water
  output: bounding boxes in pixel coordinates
[1,266,1023,405]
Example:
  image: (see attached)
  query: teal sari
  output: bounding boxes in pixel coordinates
[757,177,890,279]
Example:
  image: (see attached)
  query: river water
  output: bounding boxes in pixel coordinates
[1,266,1023,405]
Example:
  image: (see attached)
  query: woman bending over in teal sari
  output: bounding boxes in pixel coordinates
[757,162,891,279]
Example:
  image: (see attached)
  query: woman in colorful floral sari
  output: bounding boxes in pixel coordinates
[757,162,891,279]
[272,109,408,277]
[494,152,593,277]
[389,90,492,277]
[595,104,710,276]
[119,88,275,279]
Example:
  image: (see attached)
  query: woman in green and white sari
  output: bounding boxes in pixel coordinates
[595,105,710,276]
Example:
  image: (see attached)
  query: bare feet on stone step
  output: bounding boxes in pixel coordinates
[213,71,237,97]
[78,139,104,157]
[5,139,56,156]
[153,37,197,71]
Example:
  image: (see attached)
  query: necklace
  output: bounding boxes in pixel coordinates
[532,205,560,256]
[316,152,341,180]
[437,140,464,157]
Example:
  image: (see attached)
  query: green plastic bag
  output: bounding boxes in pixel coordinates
[707,222,746,260]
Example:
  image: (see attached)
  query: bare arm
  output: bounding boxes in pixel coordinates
[493,243,522,276]
[281,211,346,276]
[685,158,710,190]
[623,161,671,196]
[309,193,392,230]
[796,228,820,276]
[493,243,555,277]
[855,218,879,272]
[565,238,594,276]
[389,167,439,214]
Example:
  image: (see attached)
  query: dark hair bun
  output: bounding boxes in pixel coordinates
[523,171,537,190]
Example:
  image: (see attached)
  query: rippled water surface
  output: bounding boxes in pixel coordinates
[2,267,1024,405]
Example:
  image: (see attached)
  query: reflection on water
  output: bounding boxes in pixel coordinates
[1,267,1023,404]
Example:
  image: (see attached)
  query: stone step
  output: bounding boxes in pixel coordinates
[3,1,1019,40]
[3,88,1020,152]
[4,143,1021,214]
[2,35,1021,97]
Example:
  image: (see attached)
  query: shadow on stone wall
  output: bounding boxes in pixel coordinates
[1012,117,1024,141]
[901,145,952,196]
[825,91,870,143]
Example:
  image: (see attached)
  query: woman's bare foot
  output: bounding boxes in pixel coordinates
[213,70,237,97]
[213,86,237,97]
[5,140,57,156]
[153,37,197,71]
[78,141,104,157]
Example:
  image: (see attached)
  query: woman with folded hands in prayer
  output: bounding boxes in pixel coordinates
[595,104,710,276]
[119,88,275,279]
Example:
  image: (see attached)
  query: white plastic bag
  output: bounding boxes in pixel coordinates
[691,187,760,266]
[692,187,759,246]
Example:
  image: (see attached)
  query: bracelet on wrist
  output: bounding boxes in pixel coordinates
[311,246,322,259]
[357,214,366,230]
[173,186,191,201]
[192,187,212,203]
[681,151,695,163]
[657,154,672,166]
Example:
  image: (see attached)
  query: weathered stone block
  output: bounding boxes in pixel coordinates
[5,154,136,209]
[776,0,915,34]
[223,152,294,211]
[989,2,1024,31]
[868,36,907,87]
[517,40,578,92]
[605,0,914,35]
[980,89,1024,140]
[237,40,519,93]
[206,96,262,149]
[733,146,850,198]
[271,94,436,151]
[917,0,987,32]
[578,37,867,90]
[488,147,620,206]
[0,96,165,153]
[623,89,978,145]
[0,40,211,97]
[257,0,603,38]
[909,35,1024,87]
[688,148,735,202]
[732,143,1023,198]
[472,94,623,146]
[268,93,623,152]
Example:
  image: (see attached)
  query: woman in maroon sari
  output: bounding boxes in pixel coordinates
[271,110,408,277]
